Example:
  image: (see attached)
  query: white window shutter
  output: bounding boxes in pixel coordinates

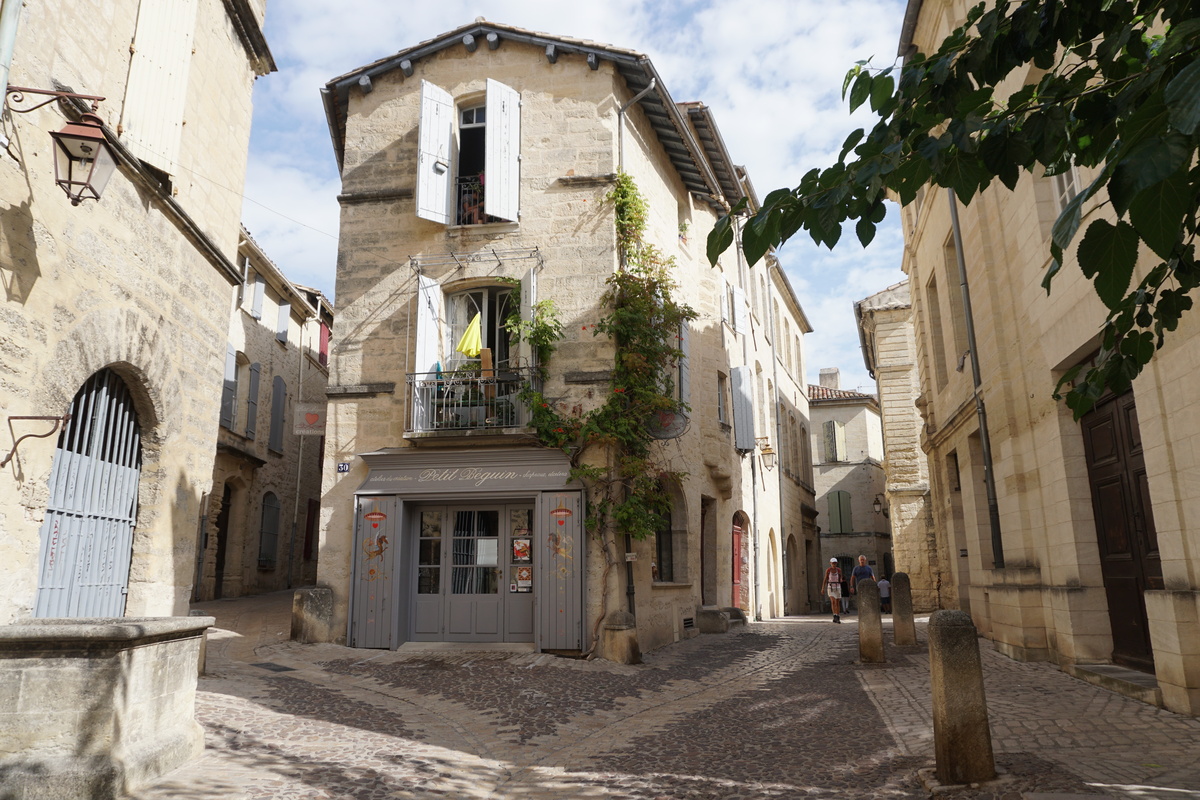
[276,302,291,343]
[484,79,521,222]
[730,365,755,450]
[518,266,538,368]
[251,273,265,320]
[720,278,730,326]
[733,286,748,334]
[678,322,690,407]
[415,275,445,375]
[120,0,198,173]
[835,421,847,461]
[417,81,454,225]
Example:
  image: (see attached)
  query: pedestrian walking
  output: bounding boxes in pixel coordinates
[877,576,891,613]
[850,554,875,604]
[820,558,844,623]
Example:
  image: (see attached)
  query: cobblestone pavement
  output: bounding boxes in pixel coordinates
[127,593,1200,800]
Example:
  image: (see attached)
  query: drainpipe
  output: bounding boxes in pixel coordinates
[287,302,312,588]
[0,0,22,150]
[733,215,763,622]
[194,492,209,602]
[946,188,1005,568]
[617,78,656,176]
[764,253,788,618]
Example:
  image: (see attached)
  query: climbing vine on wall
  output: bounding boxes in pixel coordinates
[520,173,697,645]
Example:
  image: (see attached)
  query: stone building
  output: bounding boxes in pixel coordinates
[194,228,332,601]
[899,0,1200,715]
[808,369,892,584]
[855,280,944,611]
[0,0,273,793]
[313,20,816,657]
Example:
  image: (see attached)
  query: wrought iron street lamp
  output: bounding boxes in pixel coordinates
[6,86,116,205]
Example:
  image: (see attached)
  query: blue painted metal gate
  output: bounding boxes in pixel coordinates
[34,369,142,618]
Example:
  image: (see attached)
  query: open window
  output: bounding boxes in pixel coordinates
[417,79,522,225]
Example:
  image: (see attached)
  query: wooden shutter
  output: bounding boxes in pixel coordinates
[276,302,290,343]
[245,362,261,439]
[319,322,330,367]
[720,278,730,326]
[835,421,847,461]
[730,366,755,450]
[258,492,280,567]
[220,344,237,429]
[484,78,521,222]
[839,491,854,533]
[517,265,538,369]
[415,275,444,375]
[733,285,748,334]
[417,80,454,224]
[269,375,286,453]
[120,0,198,173]
[678,322,690,406]
[251,273,265,319]
[828,492,843,534]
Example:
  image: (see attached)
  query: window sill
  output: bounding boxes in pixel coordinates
[447,220,519,235]
[652,581,692,590]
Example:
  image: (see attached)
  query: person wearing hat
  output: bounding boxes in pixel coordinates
[820,557,845,623]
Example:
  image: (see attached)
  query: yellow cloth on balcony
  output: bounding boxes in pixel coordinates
[455,312,483,357]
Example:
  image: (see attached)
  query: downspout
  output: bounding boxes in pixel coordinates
[194,492,209,602]
[765,254,787,617]
[947,189,1005,568]
[0,0,23,150]
[734,215,763,622]
[617,78,656,176]
[287,304,311,588]
[615,77,655,614]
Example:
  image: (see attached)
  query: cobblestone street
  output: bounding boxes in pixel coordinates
[128,592,1200,800]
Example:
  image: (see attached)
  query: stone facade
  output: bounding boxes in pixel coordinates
[193,229,332,601]
[856,281,945,611]
[0,1,272,624]
[808,370,892,583]
[316,21,816,657]
[899,0,1200,716]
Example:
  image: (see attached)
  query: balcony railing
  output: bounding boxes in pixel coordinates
[456,176,500,225]
[408,367,535,433]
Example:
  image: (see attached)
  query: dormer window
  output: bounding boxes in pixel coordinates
[417,79,522,226]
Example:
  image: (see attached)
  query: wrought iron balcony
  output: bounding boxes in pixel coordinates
[407,366,535,433]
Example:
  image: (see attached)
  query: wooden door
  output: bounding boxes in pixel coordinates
[446,509,503,641]
[1081,391,1162,671]
[731,523,743,608]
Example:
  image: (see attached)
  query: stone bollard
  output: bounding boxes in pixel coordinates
[292,585,335,644]
[892,572,917,646]
[857,578,885,663]
[928,610,996,785]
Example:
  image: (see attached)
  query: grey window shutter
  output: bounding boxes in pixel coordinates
[276,302,290,343]
[245,363,261,439]
[730,365,755,450]
[839,491,854,533]
[251,274,265,320]
[678,322,690,407]
[259,492,280,567]
[219,344,237,429]
[269,375,286,453]
[828,492,843,534]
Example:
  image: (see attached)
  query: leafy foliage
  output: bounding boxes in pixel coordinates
[708,0,1200,418]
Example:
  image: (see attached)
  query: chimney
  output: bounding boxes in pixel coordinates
[819,368,841,389]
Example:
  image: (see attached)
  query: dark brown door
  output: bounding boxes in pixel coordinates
[1081,391,1162,671]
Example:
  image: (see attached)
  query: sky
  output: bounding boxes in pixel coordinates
[241,0,911,394]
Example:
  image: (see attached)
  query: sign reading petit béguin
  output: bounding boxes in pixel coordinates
[357,449,581,494]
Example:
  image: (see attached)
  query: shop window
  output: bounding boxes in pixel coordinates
[416,79,521,225]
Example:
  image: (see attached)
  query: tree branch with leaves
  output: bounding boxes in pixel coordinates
[709,0,1200,417]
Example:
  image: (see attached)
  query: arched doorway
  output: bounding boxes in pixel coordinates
[34,369,142,617]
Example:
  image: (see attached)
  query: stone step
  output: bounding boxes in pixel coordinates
[1067,662,1163,708]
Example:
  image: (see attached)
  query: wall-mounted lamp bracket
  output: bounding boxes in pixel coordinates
[6,86,105,114]
[2,415,70,468]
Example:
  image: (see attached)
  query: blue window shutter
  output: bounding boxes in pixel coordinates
[220,344,237,429]
[245,363,261,439]
[730,366,755,450]
[269,375,286,453]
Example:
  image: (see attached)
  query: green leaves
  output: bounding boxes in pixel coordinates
[1077,219,1139,309]
[1165,57,1200,133]
[1128,170,1189,257]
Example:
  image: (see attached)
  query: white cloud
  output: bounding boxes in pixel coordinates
[243,0,910,386]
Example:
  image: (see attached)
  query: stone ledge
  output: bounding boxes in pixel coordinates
[1,616,214,651]
[1066,663,1163,708]
[327,382,396,397]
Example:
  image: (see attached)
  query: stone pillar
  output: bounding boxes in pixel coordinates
[928,610,996,785]
[858,578,885,663]
[892,572,917,646]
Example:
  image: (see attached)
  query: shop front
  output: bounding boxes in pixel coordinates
[350,448,586,651]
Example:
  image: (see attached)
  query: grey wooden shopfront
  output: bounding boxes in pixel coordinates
[351,448,586,651]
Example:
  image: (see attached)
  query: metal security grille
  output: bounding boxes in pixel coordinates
[34,369,142,618]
